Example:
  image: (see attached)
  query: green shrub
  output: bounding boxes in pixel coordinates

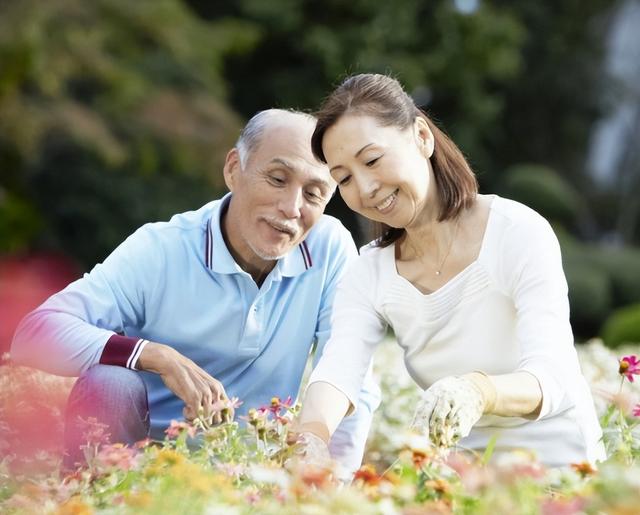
[591,247,640,307]
[601,303,640,348]
[501,164,583,226]
[564,260,612,339]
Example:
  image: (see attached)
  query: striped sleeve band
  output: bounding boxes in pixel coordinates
[99,335,149,370]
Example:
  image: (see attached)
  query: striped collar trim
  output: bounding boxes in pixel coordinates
[203,194,314,277]
[205,217,213,269]
[298,241,313,270]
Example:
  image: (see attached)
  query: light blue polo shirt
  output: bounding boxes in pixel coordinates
[12,193,379,469]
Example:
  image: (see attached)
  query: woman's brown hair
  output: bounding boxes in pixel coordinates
[311,73,478,247]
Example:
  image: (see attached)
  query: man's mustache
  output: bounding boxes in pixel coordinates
[261,216,298,236]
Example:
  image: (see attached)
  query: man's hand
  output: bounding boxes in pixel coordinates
[411,376,485,448]
[138,342,232,424]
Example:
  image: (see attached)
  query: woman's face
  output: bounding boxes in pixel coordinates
[322,114,436,228]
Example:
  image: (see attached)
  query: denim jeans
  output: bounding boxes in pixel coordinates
[63,364,150,470]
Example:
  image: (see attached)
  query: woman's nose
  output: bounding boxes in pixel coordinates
[357,173,380,200]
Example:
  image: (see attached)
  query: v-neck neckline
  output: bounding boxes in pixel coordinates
[388,195,497,298]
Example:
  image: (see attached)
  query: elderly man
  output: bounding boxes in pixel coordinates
[11,109,379,472]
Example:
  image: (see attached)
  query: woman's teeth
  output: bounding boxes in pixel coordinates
[376,191,397,211]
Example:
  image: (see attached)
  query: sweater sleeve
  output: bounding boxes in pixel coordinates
[10,226,161,376]
[502,213,577,419]
[311,226,381,473]
[308,250,387,412]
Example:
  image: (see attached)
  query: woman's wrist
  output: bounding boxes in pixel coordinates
[293,421,331,445]
[462,371,497,414]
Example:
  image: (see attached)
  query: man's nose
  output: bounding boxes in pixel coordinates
[278,187,304,218]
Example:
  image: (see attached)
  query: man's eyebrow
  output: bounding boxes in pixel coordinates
[329,142,375,172]
[270,157,294,170]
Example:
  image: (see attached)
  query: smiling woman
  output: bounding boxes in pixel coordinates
[293,73,606,469]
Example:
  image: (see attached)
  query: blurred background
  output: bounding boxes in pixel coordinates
[1,0,640,352]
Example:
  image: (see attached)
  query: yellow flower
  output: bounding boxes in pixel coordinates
[55,497,93,515]
[125,491,153,509]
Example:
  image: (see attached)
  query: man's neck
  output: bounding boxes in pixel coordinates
[220,204,276,287]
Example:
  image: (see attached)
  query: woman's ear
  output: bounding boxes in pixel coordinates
[414,117,435,158]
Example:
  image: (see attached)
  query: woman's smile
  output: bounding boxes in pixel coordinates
[373,189,399,214]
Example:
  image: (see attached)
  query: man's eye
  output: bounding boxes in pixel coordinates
[269,175,285,185]
[305,190,324,203]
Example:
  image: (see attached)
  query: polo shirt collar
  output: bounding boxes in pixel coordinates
[204,193,313,278]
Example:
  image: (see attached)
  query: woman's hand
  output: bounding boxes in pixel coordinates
[291,431,333,468]
[411,376,486,448]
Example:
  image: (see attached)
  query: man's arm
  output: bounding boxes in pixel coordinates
[10,226,160,376]
[11,225,230,422]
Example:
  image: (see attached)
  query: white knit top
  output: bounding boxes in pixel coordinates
[309,196,606,466]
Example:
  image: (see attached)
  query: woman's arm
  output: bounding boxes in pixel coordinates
[295,381,351,444]
[466,371,542,418]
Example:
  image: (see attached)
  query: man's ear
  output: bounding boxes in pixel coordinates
[223,148,241,192]
[414,117,435,159]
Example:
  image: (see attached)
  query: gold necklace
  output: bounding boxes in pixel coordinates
[434,216,461,276]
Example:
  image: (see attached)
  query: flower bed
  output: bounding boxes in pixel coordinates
[1,340,640,514]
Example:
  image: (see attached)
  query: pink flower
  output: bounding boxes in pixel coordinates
[210,396,243,422]
[262,396,293,416]
[541,497,585,515]
[633,404,640,418]
[164,420,196,439]
[78,416,111,446]
[619,355,640,382]
[95,443,141,471]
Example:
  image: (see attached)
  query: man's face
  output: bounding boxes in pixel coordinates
[223,116,335,270]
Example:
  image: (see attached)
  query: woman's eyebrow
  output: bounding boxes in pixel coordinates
[329,142,376,172]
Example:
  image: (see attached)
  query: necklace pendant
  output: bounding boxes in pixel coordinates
[435,270,441,276]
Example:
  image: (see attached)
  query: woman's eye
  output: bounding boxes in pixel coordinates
[338,176,351,186]
[365,157,380,167]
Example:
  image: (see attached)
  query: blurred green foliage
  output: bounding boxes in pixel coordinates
[501,164,583,228]
[0,0,258,264]
[2,0,636,341]
[601,303,640,348]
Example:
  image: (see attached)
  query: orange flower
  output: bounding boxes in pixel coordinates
[353,464,383,486]
[570,461,597,478]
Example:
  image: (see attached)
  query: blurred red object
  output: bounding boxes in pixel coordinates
[0,253,80,355]
[0,253,80,473]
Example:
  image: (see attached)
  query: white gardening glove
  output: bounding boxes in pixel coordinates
[293,431,333,469]
[411,376,485,448]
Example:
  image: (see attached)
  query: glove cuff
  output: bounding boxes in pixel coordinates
[463,371,497,414]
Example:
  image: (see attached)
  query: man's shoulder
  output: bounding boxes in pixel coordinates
[307,214,353,242]
[301,215,357,270]
[134,200,218,240]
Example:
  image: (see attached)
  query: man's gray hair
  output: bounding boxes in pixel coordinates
[236,109,316,168]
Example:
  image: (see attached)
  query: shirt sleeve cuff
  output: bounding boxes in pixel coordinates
[99,335,148,370]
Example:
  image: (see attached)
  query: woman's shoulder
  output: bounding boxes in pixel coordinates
[486,195,561,269]
[341,240,393,282]
[490,195,550,230]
